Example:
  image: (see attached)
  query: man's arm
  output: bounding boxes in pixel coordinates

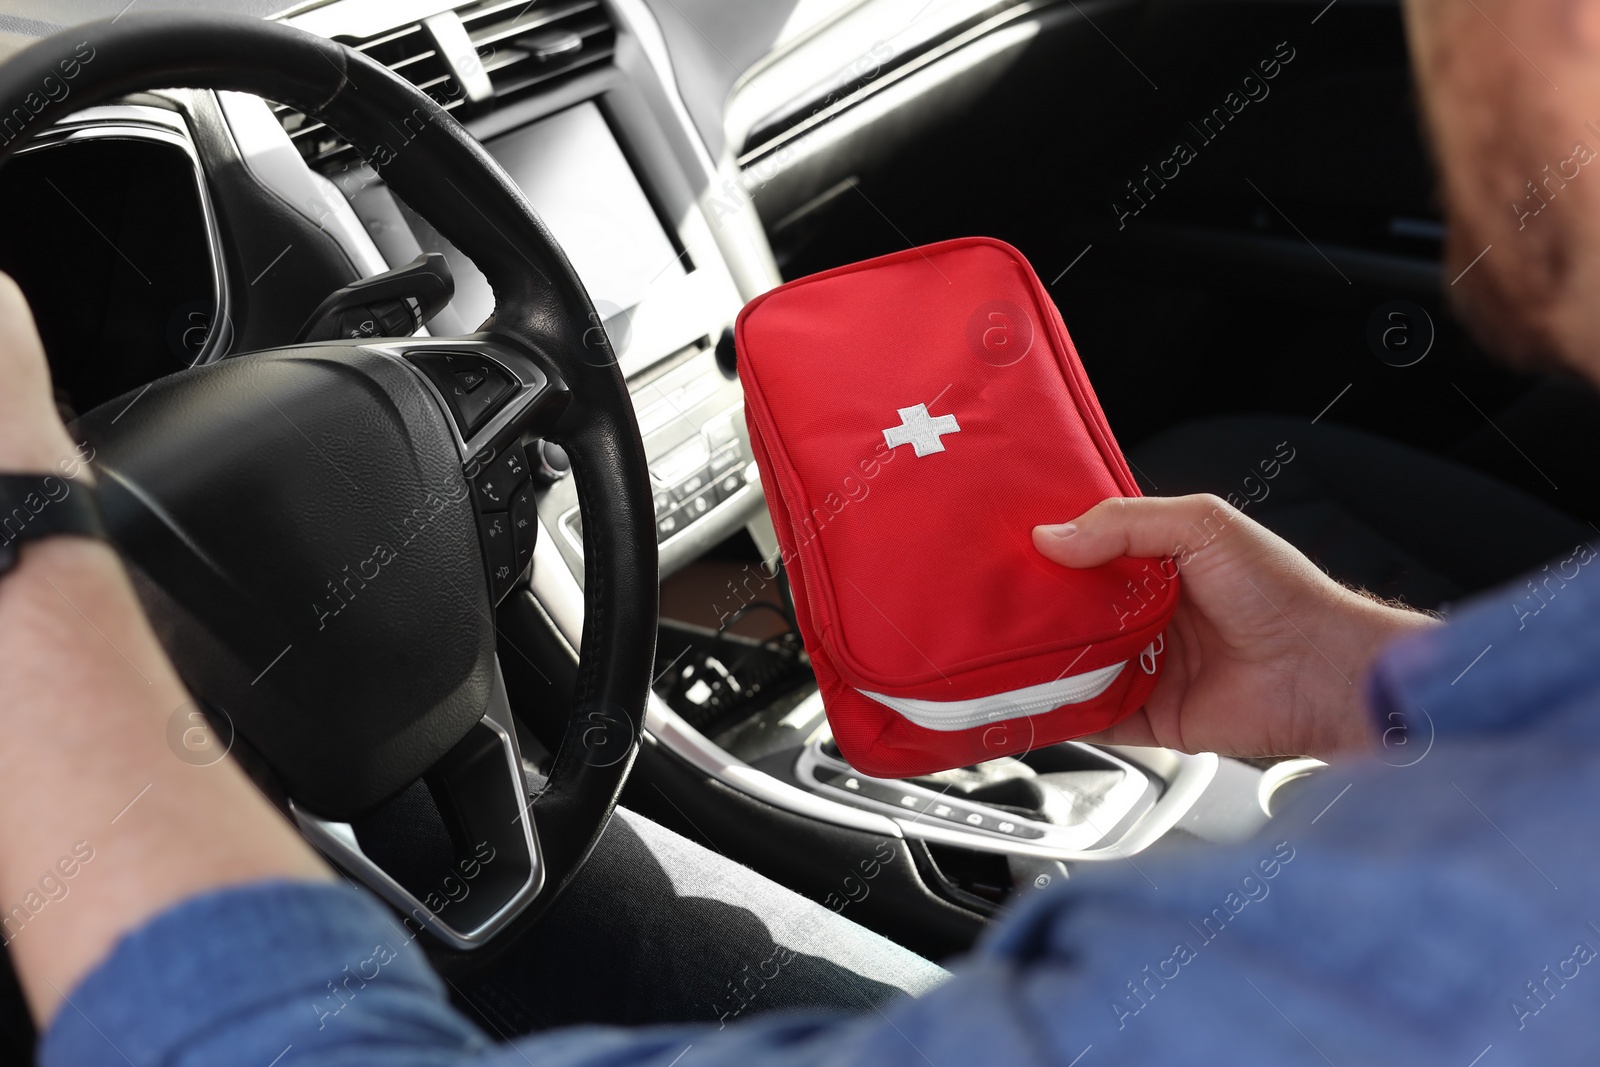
[0,274,330,1024]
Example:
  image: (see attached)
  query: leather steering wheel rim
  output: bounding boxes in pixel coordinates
[0,13,658,944]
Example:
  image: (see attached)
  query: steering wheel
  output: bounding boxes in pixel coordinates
[0,13,657,955]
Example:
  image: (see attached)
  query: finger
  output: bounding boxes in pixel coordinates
[1076,708,1158,749]
[0,272,47,364]
[1033,494,1239,569]
[0,273,75,469]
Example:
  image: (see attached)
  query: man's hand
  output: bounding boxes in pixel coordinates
[1034,495,1439,760]
[0,274,77,471]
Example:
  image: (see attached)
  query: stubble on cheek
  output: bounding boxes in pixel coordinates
[1423,6,1573,368]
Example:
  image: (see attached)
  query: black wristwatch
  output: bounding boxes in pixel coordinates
[0,473,108,575]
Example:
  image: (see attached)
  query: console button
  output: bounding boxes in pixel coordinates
[704,413,738,449]
[683,488,715,521]
[650,437,709,487]
[708,442,743,476]
[656,508,686,541]
[653,490,674,518]
[671,467,711,502]
[714,470,744,501]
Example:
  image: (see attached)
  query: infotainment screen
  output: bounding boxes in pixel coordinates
[425,102,686,333]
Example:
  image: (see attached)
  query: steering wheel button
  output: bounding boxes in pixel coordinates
[478,512,520,602]
[487,442,529,485]
[510,481,538,572]
[406,351,518,436]
[475,465,515,509]
[457,369,513,433]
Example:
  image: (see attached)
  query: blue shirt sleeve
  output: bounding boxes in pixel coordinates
[42,550,1600,1066]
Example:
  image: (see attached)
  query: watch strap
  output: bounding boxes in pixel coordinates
[0,473,107,575]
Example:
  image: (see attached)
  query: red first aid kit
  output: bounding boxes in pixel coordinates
[735,237,1178,778]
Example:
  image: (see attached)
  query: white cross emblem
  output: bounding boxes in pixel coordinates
[882,404,961,458]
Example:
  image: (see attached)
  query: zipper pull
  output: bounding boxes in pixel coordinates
[1140,634,1166,675]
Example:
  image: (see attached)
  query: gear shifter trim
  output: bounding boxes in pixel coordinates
[796,735,1153,854]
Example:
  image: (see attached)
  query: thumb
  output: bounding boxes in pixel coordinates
[0,272,75,471]
[1033,494,1237,569]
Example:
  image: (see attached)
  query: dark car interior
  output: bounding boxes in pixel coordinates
[0,0,1596,1057]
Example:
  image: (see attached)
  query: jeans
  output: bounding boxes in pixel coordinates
[461,808,951,1035]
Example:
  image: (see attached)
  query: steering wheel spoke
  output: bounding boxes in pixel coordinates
[369,335,569,605]
[290,660,544,950]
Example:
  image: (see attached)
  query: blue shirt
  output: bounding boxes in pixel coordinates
[43,542,1600,1066]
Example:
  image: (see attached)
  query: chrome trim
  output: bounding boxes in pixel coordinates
[605,0,719,180]
[25,106,233,365]
[361,337,551,460]
[733,0,1051,167]
[285,0,461,40]
[1257,757,1326,818]
[529,514,585,642]
[885,748,1219,862]
[796,732,1153,855]
[289,662,545,950]
[645,692,902,837]
[606,0,784,298]
[558,480,758,560]
[424,10,495,103]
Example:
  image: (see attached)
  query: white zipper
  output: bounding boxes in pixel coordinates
[859,660,1126,732]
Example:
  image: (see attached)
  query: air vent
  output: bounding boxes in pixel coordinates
[275,0,616,171]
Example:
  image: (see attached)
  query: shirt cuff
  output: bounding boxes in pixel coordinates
[40,878,488,1067]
